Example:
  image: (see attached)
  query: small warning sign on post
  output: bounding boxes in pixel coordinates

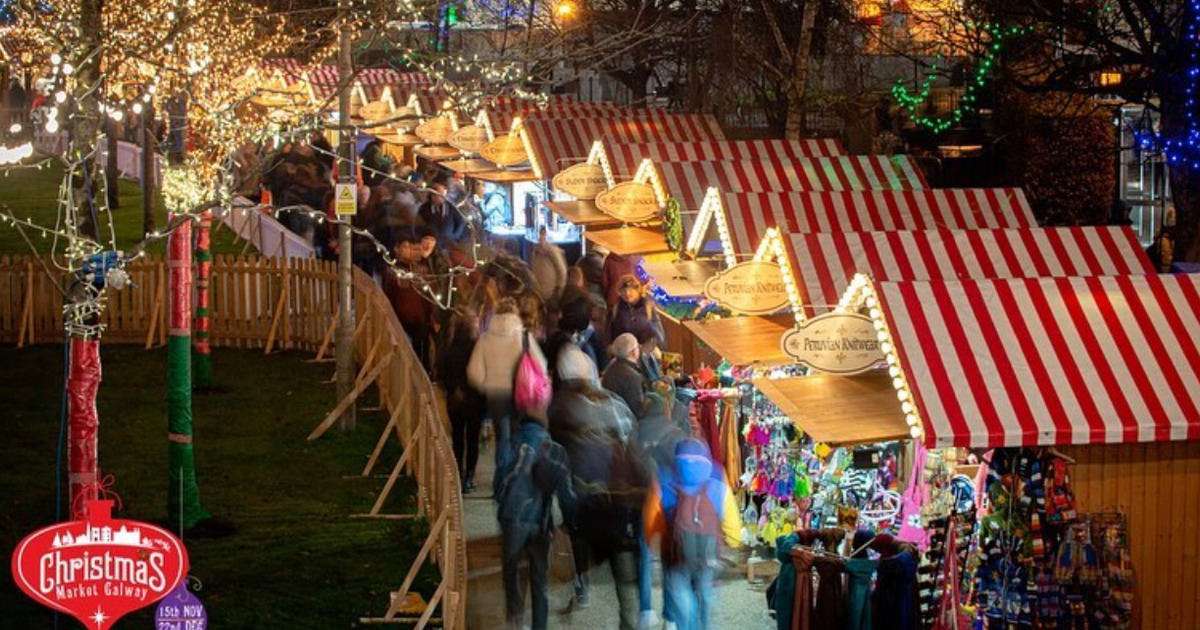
[335,183,357,216]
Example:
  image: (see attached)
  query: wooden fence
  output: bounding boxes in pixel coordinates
[0,254,466,629]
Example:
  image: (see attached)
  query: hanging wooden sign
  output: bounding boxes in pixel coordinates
[595,181,659,223]
[780,312,885,375]
[448,124,490,153]
[415,116,454,145]
[359,100,392,124]
[480,134,528,167]
[552,163,609,200]
[702,260,790,316]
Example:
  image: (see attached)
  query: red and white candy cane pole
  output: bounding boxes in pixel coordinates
[67,335,101,520]
[168,214,210,528]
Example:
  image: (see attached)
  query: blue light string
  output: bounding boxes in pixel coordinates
[1138,0,1200,169]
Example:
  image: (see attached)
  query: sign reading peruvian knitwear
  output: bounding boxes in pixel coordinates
[780,312,885,375]
[448,125,490,153]
[595,181,659,223]
[415,116,454,145]
[480,135,528,166]
[702,260,790,315]
[552,163,609,199]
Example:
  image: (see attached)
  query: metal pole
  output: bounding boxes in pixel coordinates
[142,102,155,237]
[336,0,357,431]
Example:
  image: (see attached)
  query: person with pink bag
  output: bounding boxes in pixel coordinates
[468,298,549,465]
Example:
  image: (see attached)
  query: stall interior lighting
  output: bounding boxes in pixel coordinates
[632,158,669,207]
[859,278,925,442]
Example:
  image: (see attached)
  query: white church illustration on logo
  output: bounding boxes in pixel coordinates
[51,523,152,549]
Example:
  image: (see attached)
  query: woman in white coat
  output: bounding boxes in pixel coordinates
[467,298,548,463]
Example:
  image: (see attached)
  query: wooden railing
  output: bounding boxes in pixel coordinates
[0,254,466,629]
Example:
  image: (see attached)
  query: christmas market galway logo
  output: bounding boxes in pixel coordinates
[10,496,190,629]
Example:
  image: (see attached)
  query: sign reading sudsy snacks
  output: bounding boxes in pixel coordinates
[11,498,189,630]
[552,163,608,200]
[780,312,884,375]
[595,181,659,223]
[702,260,790,315]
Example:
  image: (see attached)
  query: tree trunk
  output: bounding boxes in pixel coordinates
[1169,163,1198,263]
[193,209,213,388]
[784,0,818,140]
[106,117,119,209]
[168,214,210,529]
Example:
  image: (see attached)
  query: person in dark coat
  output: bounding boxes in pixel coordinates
[439,310,487,492]
[550,347,646,629]
[609,275,664,348]
[602,252,637,310]
[495,402,578,630]
[602,332,648,417]
[384,227,435,370]
[418,175,468,250]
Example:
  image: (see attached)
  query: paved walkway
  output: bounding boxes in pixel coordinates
[462,436,778,630]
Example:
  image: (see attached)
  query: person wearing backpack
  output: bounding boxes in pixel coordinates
[644,438,742,630]
[468,298,547,463]
[494,398,577,630]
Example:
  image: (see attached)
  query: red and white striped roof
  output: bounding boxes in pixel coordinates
[522,115,722,178]
[485,101,624,134]
[719,190,1035,250]
[789,227,1152,309]
[659,157,928,213]
[605,139,844,178]
[304,67,432,100]
[878,274,1200,447]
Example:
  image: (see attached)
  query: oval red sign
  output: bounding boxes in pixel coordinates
[10,499,190,630]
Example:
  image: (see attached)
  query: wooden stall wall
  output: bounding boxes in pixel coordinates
[1064,441,1200,630]
[657,308,720,375]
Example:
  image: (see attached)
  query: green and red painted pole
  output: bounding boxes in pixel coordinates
[168,214,210,529]
[193,208,212,389]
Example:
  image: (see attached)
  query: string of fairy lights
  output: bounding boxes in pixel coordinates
[890,23,1031,134]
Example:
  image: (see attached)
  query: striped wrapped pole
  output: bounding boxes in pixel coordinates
[67,337,101,520]
[193,209,212,388]
[168,215,210,529]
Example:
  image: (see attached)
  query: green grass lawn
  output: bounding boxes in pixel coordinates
[0,164,248,257]
[0,345,436,629]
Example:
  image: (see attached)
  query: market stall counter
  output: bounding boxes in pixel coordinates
[681,315,794,367]
[584,225,670,257]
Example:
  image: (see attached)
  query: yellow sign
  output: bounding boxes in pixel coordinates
[335,183,357,216]
[552,163,609,200]
[702,261,790,316]
[480,135,528,167]
[448,125,491,154]
[780,312,885,375]
[415,116,454,145]
[595,181,659,223]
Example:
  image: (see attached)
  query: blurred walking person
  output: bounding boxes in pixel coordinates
[439,309,486,493]
[468,298,546,463]
[644,438,742,630]
[495,396,577,630]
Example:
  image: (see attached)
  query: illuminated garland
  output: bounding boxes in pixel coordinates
[1139,0,1200,169]
[663,197,683,254]
[891,24,1030,134]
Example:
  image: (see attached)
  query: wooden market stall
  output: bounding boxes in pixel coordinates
[871,273,1200,629]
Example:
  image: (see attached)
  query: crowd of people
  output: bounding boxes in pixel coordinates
[444,253,742,630]
[254,134,744,630]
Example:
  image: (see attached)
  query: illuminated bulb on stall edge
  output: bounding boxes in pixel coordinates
[889,366,901,378]
[905,414,918,427]
[910,426,923,439]
[869,308,881,320]
[901,402,913,414]
[880,341,892,354]
[892,377,905,390]
[897,389,910,402]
